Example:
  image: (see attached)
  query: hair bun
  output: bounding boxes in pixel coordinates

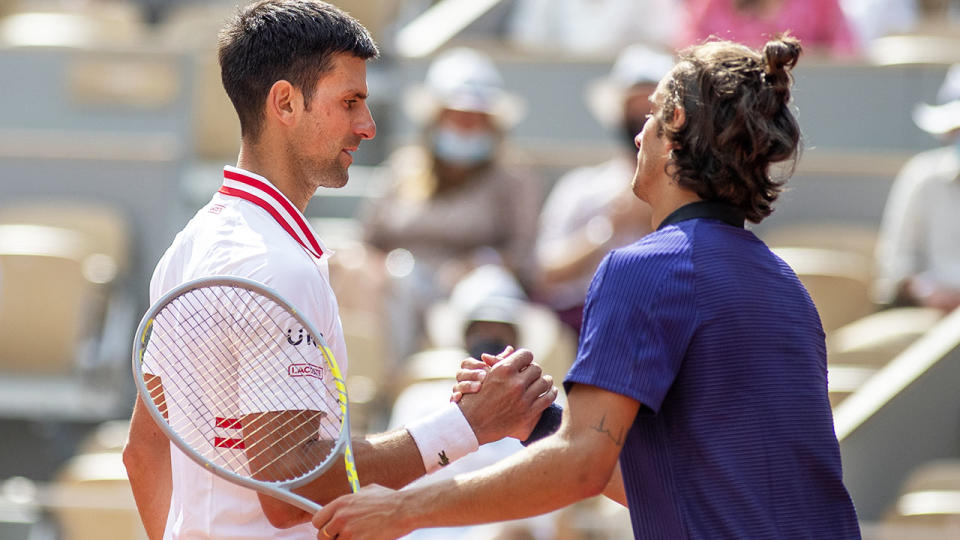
[762,35,802,100]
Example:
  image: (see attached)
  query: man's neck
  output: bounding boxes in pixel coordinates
[236,144,313,214]
[649,183,702,230]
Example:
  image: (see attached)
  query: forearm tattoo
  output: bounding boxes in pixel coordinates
[591,413,625,447]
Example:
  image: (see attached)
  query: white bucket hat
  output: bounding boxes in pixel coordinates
[586,43,675,129]
[403,47,526,128]
[913,63,960,136]
[424,265,561,358]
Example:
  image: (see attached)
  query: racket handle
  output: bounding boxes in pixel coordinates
[521,403,563,447]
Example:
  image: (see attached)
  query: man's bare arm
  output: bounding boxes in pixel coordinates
[603,462,627,506]
[123,375,172,540]
[312,384,640,539]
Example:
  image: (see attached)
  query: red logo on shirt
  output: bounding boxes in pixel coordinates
[213,417,244,449]
[208,204,225,215]
[288,363,324,379]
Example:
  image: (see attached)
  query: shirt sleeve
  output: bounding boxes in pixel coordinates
[564,241,698,414]
[874,152,931,303]
[535,170,588,260]
[500,167,544,286]
[227,255,347,419]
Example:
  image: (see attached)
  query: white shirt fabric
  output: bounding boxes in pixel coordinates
[147,165,348,539]
[508,0,678,55]
[841,0,917,45]
[875,145,960,303]
[536,156,645,310]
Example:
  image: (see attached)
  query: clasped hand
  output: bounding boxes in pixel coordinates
[311,347,556,539]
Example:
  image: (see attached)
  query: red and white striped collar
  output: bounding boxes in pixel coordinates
[218,166,326,259]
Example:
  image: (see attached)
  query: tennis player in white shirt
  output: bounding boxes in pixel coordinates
[122,2,558,538]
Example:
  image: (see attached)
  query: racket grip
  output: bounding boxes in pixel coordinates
[521,403,563,447]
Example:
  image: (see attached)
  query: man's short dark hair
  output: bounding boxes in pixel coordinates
[659,35,803,223]
[218,0,379,141]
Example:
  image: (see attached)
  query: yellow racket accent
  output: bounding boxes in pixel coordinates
[138,318,154,364]
[317,340,360,493]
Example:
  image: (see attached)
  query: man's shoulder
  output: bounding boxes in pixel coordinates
[153,199,321,294]
[621,224,696,259]
[598,228,694,284]
[899,145,960,184]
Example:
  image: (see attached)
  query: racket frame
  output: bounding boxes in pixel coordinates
[131,275,359,513]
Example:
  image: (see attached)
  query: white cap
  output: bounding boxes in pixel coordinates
[587,44,675,128]
[404,47,526,128]
[913,64,960,136]
[425,265,560,354]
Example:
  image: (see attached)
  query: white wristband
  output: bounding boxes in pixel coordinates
[405,402,479,474]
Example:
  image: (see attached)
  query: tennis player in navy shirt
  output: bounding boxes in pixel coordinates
[313,35,861,539]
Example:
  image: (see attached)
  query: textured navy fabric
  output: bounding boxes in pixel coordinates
[565,214,860,539]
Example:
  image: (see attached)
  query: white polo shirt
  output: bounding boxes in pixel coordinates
[148,165,348,539]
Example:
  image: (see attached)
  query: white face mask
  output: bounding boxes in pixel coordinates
[431,127,496,166]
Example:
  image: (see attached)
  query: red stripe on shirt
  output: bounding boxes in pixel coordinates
[214,417,243,429]
[222,170,324,257]
[218,186,322,259]
[214,437,245,449]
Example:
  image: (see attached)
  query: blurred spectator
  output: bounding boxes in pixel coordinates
[362,47,542,316]
[390,265,561,539]
[425,264,577,385]
[841,0,918,46]
[535,44,673,334]
[507,0,679,55]
[679,0,858,56]
[875,64,960,312]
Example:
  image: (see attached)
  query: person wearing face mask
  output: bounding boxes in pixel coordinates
[875,64,960,313]
[535,44,674,334]
[362,47,542,303]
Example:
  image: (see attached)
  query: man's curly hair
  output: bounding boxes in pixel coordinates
[657,35,802,223]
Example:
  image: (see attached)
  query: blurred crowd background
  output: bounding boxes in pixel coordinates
[2,0,960,538]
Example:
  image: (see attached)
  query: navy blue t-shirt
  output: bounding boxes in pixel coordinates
[564,203,860,539]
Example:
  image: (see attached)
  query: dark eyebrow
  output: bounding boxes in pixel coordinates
[348,90,368,100]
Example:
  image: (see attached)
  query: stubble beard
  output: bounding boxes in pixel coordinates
[301,153,349,191]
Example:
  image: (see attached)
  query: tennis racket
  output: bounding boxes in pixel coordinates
[132,275,359,514]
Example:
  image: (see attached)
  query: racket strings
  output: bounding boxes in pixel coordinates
[143,284,348,484]
[205,286,343,479]
[217,288,344,480]
[155,287,340,481]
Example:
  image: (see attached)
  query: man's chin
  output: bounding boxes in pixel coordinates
[315,168,349,190]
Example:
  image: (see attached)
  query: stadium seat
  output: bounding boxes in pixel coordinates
[192,50,243,161]
[51,452,146,540]
[828,307,943,366]
[883,459,960,534]
[0,201,130,278]
[0,210,133,420]
[762,222,878,260]
[826,307,943,406]
[0,201,130,376]
[0,224,100,375]
[772,247,877,333]
[0,5,144,48]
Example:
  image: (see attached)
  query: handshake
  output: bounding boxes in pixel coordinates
[451,346,563,447]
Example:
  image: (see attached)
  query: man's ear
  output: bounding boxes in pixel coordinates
[264,80,300,128]
[666,106,686,150]
[670,105,686,130]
